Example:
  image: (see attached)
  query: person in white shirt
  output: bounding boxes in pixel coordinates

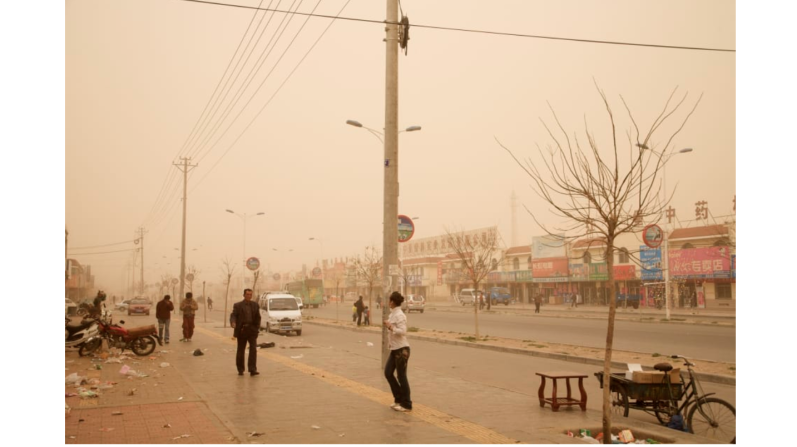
[383,291,412,412]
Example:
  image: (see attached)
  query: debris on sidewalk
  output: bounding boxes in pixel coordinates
[290,354,304,359]
[247,432,265,437]
[65,373,86,386]
[172,434,190,440]
[98,428,115,432]
[77,388,99,399]
[111,411,123,416]
[178,397,183,401]
[257,342,275,348]
[311,425,321,430]
[162,424,171,428]
[192,349,204,356]
[104,357,122,364]
[366,342,374,347]
[65,402,71,416]
[119,365,130,375]
[339,433,345,437]
[160,362,171,368]
[127,389,137,396]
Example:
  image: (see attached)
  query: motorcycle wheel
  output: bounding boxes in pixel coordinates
[79,338,102,357]
[131,336,157,356]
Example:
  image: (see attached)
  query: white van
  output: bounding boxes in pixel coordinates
[258,293,303,336]
[458,289,481,306]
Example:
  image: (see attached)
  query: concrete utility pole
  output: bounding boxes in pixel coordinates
[137,226,147,295]
[174,157,197,303]
[381,0,400,369]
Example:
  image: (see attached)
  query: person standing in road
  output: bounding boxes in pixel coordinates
[355,296,365,326]
[230,288,261,376]
[384,291,412,412]
[534,294,542,313]
[207,297,213,311]
[156,295,174,344]
[180,292,198,342]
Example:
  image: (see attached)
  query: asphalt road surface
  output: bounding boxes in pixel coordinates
[299,303,736,363]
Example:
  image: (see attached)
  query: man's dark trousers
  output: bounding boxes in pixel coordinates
[356,311,363,326]
[236,326,258,374]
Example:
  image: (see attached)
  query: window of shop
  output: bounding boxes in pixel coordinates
[681,243,695,249]
[618,248,629,264]
[583,252,592,264]
[513,257,520,270]
[527,256,532,269]
[716,283,732,299]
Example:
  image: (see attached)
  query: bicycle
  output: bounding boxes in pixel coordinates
[595,354,735,443]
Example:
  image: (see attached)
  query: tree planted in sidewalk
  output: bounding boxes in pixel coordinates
[444,227,504,338]
[352,245,383,312]
[219,257,236,328]
[497,84,701,442]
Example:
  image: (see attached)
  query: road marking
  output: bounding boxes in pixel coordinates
[196,326,519,444]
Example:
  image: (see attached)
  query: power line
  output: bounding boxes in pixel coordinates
[69,248,138,256]
[190,0,353,192]
[70,239,136,250]
[177,0,735,53]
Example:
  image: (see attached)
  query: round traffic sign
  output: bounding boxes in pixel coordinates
[185,273,194,282]
[171,278,179,285]
[246,257,260,271]
[398,215,415,243]
[273,273,281,281]
[642,224,664,248]
[312,267,322,277]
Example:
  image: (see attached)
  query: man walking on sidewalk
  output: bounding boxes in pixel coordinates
[355,296,365,326]
[230,288,261,376]
[180,292,198,342]
[534,294,542,314]
[383,291,412,412]
[156,295,174,344]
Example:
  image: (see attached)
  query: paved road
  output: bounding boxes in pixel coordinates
[294,303,736,363]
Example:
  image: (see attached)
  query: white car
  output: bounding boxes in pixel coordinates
[258,293,303,336]
[401,295,425,313]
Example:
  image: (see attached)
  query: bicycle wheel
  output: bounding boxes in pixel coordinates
[687,397,736,444]
[610,383,630,417]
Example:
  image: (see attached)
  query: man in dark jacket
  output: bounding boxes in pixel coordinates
[355,296,365,326]
[230,289,261,376]
[156,295,174,344]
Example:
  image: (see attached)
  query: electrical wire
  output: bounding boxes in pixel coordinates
[68,248,138,256]
[70,239,137,250]
[176,0,736,53]
[189,0,353,192]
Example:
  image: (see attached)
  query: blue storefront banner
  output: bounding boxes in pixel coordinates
[732,254,736,279]
[640,246,662,281]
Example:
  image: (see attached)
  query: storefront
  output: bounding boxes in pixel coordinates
[533,257,571,304]
[669,246,734,309]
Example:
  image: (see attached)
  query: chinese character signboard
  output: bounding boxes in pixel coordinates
[731,254,736,279]
[669,246,732,279]
[613,265,636,280]
[532,257,569,282]
[589,262,608,281]
[640,246,662,280]
[569,263,589,281]
[437,261,443,285]
[515,270,533,282]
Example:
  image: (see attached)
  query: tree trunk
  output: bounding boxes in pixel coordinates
[223,276,231,328]
[474,281,480,339]
[601,239,617,443]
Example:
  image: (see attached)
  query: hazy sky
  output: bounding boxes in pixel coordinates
[64,0,735,294]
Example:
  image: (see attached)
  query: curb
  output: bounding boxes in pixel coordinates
[304,319,736,386]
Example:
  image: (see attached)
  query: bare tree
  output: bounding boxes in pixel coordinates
[444,227,505,338]
[352,245,383,312]
[220,257,237,328]
[186,265,201,294]
[497,84,700,443]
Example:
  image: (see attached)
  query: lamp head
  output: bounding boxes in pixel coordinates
[346,120,363,128]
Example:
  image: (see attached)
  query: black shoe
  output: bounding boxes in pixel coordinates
[238,371,244,376]
[250,371,260,376]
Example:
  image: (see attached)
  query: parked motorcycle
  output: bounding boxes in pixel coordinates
[81,310,161,357]
[65,316,101,357]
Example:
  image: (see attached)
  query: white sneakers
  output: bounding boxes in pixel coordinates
[391,403,411,412]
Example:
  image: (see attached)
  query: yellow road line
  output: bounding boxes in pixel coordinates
[196,326,519,444]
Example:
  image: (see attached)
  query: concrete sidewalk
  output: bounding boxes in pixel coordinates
[66,313,730,444]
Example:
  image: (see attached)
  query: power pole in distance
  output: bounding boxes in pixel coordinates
[173,157,197,304]
[137,226,148,295]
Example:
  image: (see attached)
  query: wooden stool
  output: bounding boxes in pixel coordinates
[536,371,588,411]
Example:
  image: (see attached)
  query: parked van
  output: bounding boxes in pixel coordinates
[458,289,480,306]
[258,293,303,336]
[489,287,512,305]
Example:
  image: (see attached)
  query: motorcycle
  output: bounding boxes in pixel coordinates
[65,316,101,357]
[81,309,161,357]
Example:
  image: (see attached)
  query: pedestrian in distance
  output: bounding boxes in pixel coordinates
[383,291,412,412]
[91,290,107,318]
[534,294,542,314]
[355,296,365,326]
[156,295,174,344]
[352,304,357,322]
[363,306,370,326]
[479,292,486,310]
[180,292,198,342]
[207,297,213,311]
[230,288,262,376]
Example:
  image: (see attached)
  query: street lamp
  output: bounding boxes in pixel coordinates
[346,118,422,367]
[346,120,421,144]
[639,145,694,319]
[272,248,293,289]
[226,209,265,289]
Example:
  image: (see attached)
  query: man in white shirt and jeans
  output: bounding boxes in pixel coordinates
[383,291,412,412]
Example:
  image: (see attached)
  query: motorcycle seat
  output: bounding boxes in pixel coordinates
[66,319,95,335]
[654,362,673,372]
